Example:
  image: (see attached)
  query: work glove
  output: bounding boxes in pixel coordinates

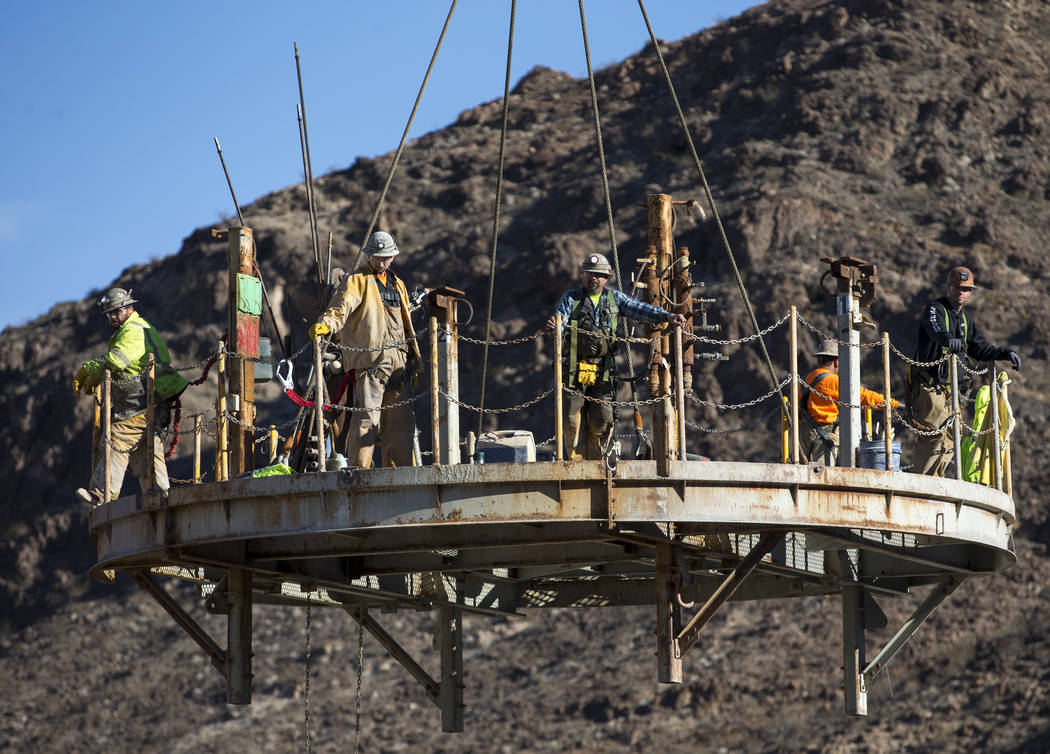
[1008,350,1022,370]
[308,322,331,341]
[577,361,598,387]
[946,337,964,354]
[72,366,88,395]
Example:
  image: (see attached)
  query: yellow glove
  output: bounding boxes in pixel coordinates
[577,361,598,386]
[72,366,88,396]
[309,322,331,341]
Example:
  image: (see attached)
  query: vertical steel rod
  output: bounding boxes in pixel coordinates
[103,370,112,502]
[673,326,687,461]
[227,568,253,705]
[313,338,326,471]
[217,339,228,482]
[430,316,441,465]
[438,603,465,732]
[554,313,564,461]
[883,333,893,469]
[193,414,202,484]
[655,543,682,683]
[789,306,799,463]
[146,354,156,492]
[268,426,278,464]
[990,363,1002,491]
[950,355,963,480]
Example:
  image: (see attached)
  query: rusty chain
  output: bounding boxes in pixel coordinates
[686,312,790,346]
[440,387,554,414]
[688,376,791,411]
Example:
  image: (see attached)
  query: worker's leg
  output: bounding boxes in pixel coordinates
[88,414,142,500]
[563,391,586,460]
[378,369,416,467]
[348,370,385,468]
[583,384,615,460]
[909,383,952,476]
[128,419,170,495]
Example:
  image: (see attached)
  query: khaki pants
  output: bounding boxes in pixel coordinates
[347,367,415,468]
[90,413,170,500]
[803,422,838,466]
[908,380,954,476]
[564,383,614,461]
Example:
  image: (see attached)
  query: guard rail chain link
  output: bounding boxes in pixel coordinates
[561,386,666,408]
[440,387,554,414]
[796,314,884,350]
[687,376,792,411]
[685,312,790,345]
[686,402,785,435]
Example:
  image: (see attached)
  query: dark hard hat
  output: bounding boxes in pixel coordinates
[813,338,838,358]
[98,287,137,313]
[945,266,977,288]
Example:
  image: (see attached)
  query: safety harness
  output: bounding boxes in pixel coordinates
[375,271,402,308]
[566,289,619,388]
[908,304,971,389]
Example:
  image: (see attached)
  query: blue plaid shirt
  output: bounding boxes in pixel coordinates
[551,287,673,334]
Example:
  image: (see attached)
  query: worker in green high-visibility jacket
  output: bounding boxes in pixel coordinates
[72,287,188,505]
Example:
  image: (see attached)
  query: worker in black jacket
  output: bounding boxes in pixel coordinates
[907,266,1020,476]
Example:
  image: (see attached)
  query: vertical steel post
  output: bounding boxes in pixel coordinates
[554,312,564,461]
[313,338,326,471]
[883,333,893,468]
[429,316,441,465]
[216,340,228,482]
[842,582,868,715]
[990,364,1002,491]
[268,426,278,464]
[789,306,799,464]
[227,568,253,705]
[438,321,461,465]
[837,285,861,468]
[146,354,156,493]
[103,370,112,502]
[227,226,258,477]
[92,386,101,469]
[193,414,202,484]
[673,327,687,461]
[437,603,464,732]
[950,355,963,481]
[655,543,682,683]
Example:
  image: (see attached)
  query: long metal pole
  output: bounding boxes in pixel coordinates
[430,316,441,465]
[146,354,156,493]
[990,364,1002,491]
[193,414,202,484]
[213,138,245,226]
[883,333,893,469]
[296,103,323,293]
[294,44,323,287]
[789,306,799,464]
[313,338,326,471]
[216,339,228,482]
[838,286,861,468]
[950,355,963,480]
[673,326,687,461]
[554,313,564,461]
[103,370,112,502]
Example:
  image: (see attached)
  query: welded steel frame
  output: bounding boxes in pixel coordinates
[90,459,1015,726]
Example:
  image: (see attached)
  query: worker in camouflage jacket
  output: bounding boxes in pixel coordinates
[907,266,1020,476]
[546,253,685,461]
[73,288,188,505]
[310,231,422,468]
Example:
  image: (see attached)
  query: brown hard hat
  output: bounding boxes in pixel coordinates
[945,266,977,288]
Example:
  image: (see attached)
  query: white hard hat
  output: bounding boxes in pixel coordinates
[364,231,399,258]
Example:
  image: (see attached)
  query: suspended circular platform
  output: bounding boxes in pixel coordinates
[88,460,1016,728]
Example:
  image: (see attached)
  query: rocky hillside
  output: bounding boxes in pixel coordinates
[3,0,1050,750]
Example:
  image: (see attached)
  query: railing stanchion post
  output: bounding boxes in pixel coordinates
[789,306,799,464]
[674,326,687,461]
[193,414,202,484]
[554,313,564,461]
[990,363,1002,491]
[883,333,893,470]
[146,354,156,493]
[216,339,228,482]
[313,338,326,471]
[430,316,441,465]
[268,425,278,464]
[950,355,963,481]
[103,370,112,502]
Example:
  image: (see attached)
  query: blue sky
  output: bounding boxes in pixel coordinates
[1,1,758,330]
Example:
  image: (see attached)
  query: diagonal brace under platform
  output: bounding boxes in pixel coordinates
[677,531,786,655]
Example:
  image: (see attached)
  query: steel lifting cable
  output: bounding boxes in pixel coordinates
[349,0,459,275]
[578,0,623,290]
[636,0,784,405]
[476,0,517,439]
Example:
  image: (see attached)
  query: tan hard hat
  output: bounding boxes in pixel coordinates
[945,266,977,288]
[813,338,838,358]
[98,287,138,313]
[580,253,614,276]
[364,231,399,258]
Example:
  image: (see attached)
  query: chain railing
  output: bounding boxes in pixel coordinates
[88,304,1013,500]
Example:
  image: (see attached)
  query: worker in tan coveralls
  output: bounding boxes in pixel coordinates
[309,231,421,468]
